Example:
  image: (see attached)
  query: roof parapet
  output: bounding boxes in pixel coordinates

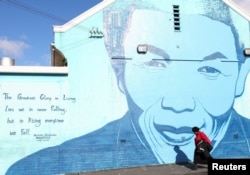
[223,0,250,21]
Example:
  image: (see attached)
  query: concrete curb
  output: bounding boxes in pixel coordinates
[67,162,208,175]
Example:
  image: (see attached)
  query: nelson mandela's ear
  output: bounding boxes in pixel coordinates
[236,58,250,97]
[111,59,126,94]
[117,79,125,94]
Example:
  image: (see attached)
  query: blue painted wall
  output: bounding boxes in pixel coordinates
[2,0,250,174]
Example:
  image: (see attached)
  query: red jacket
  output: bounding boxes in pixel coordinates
[194,131,211,146]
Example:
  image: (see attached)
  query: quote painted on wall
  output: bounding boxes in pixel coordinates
[2,91,76,142]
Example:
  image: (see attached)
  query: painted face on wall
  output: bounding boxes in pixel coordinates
[123,10,239,146]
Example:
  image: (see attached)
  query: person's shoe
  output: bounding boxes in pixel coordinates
[193,164,197,170]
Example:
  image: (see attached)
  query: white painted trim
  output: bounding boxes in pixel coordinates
[0,66,68,75]
[53,0,116,32]
[223,0,250,21]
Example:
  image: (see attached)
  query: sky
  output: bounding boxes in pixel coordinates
[0,0,102,66]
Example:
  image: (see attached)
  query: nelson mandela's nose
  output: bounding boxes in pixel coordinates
[161,96,196,112]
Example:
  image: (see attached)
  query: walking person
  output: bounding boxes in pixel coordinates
[192,126,213,170]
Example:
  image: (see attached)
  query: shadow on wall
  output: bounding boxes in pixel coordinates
[174,146,190,163]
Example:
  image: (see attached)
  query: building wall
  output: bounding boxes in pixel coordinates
[2,0,250,174]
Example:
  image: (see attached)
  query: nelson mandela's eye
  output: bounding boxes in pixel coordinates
[198,66,221,74]
[198,66,222,79]
[144,60,166,68]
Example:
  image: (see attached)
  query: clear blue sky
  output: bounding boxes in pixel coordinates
[0,0,102,66]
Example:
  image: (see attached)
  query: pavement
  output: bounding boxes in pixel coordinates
[67,162,208,175]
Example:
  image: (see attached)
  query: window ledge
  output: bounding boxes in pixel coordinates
[0,66,68,75]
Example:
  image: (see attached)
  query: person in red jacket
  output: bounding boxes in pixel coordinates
[192,126,213,170]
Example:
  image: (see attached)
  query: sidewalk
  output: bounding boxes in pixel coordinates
[67,162,208,175]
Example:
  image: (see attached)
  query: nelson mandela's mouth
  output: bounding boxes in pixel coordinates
[153,123,203,145]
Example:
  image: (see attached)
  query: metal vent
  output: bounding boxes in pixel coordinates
[173,5,180,31]
[0,57,15,66]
